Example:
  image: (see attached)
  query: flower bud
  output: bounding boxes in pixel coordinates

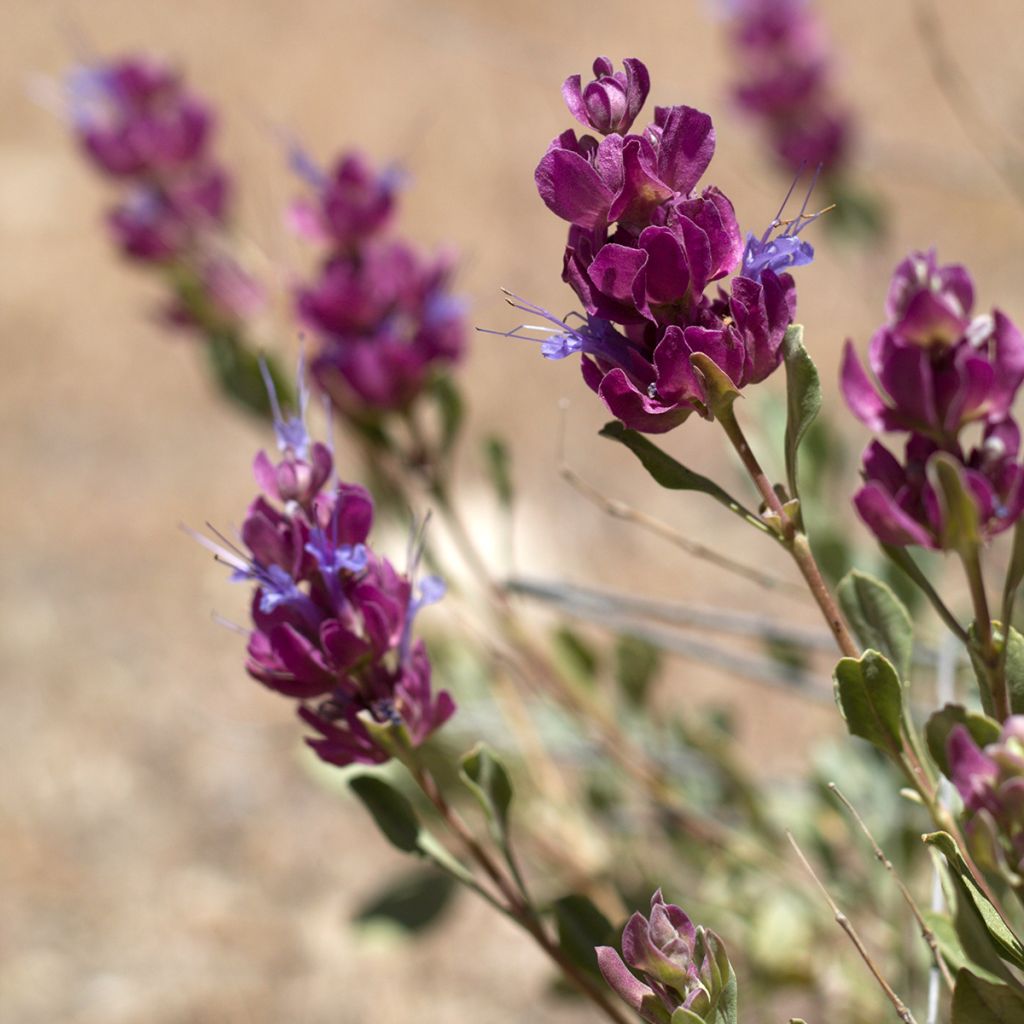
[561,57,651,136]
[947,720,1024,882]
[596,891,736,1024]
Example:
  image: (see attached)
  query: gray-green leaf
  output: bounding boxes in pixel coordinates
[929,452,980,554]
[837,570,914,682]
[460,744,514,844]
[952,968,1024,1022]
[833,650,904,754]
[551,894,616,977]
[600,421,767,532]
[354,867,458,933]
[782,324,820,510]
[483,435,514,508]
[925,831,1024,975]
[349,775,421,853]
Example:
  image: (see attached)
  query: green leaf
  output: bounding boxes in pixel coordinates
[415,830,479,889]
[430,374,464,455]
[348,776,485,901]
[925,831,1024,973]
[553,626,600,684]
[926,911,1006,985]
[482,435,514,508]
[459,744,514,844]
[206,332,294,421]
[690,352,740,420]
[952,969,1024,1022]
[599,421,767,532]
[550,894,616,978]
[354,867,458,933]
[349,775,421,853]
[710,972,738,1024]
[837,570,914,682]
[925,704,1001,776]
[832,650,904,754]
[615,634,662,709]
[1001,517,1024,625]
[929,452,980,554]
[781,325,820,509]
[1006,626,1024,716]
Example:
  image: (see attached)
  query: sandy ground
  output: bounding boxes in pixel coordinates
[4,1,1024,1021]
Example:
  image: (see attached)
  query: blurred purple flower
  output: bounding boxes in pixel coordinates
[728,0,852,177]
[291,150,466,416]
[288,149,400,248]
[843,250,1024,548]
[67,53,264,337]
[70,57,213,177]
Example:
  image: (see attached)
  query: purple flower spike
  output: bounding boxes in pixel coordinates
[944,719,1024,880]
[518,56,815,433]
[597,890,735,1024]
[846,248,1024,442]
[193,370,456,768]
[851,422,1024,550]
[66,52,263,341]
[844,249,1024,548]
[562,57,651,136]
[291,150,467,418]
[289,150,399,248]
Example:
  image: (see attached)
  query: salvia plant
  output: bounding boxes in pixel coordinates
[62,29,1024,1024]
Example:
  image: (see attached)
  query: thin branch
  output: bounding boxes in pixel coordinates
[507,587,833,701]
[509,576,943,667]
[412,766,634,1024]
[560,460,808,598]
[829,783,954,992]
[787,831,919,1024]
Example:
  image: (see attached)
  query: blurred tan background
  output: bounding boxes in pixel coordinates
[4,1,1024,1021]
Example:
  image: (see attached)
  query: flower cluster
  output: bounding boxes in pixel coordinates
[727,0,852,178]
[947,719,1024,882]
[842,251,1024,548]
[596,890,735,1024]
[525,57,814,433]
[68,54,261,329]
[291,150,466,417]
[196,367,455,766]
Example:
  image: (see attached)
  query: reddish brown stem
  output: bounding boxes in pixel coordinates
[411,766,634,1024]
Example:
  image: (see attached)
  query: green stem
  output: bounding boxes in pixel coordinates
[881,544,970,646]
[716,408,859,659]
[411,766,634,1024]
[962,548,1010,721]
